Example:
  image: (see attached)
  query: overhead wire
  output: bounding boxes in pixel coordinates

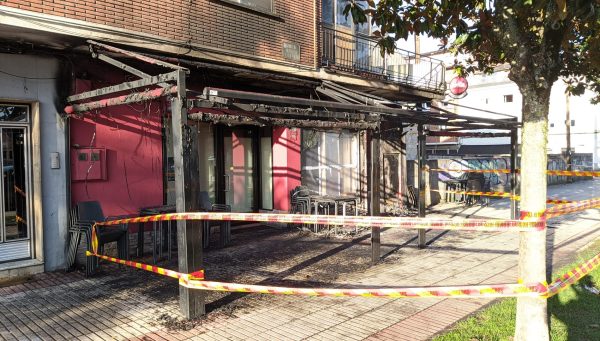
[0,68,57,80]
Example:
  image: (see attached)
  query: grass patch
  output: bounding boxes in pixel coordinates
[434,240,600,341]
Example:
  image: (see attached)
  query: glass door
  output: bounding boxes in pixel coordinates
[223,127,257,212]
[0,104,32,263]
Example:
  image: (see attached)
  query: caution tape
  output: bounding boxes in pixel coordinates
[545,197,600,218]
[432,189,514,199]
[519,211,548,221]
[14,185,26,197]
[86,246,548,299]
[546,170,599,177]
[546,198,572,205]
[434,190,570,205]
[430,168,599,177]
[15,215,27,224]
[547,252,600,298]
[86,251,205,281]
[94,212,545,232]
[179,279,547,298]
[430,168,514,174]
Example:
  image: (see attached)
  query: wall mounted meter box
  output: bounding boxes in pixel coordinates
[71,148,107,181]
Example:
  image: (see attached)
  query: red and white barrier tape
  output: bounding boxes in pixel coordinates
[86,251,204,281]
[546,198,600,218]
[547,252,600,297]
[179,279,547,298]
[431,168,599,177]
[94,212,544,232]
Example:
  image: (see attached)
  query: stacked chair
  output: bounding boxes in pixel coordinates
[65,201,129,276]
[290,186,312,229]
[199,191,232,248]
[290,186,312,215]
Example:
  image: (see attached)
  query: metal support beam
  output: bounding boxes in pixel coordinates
[510,128,519,220]
[88,40,189,72]
[64,86,177,114]
[96,53,152,79]
[427,131,512,138]
[95,53,171,88]
[369,129,381,264]
[417,124,427,248]
[188,112,378,130]
[67,72,178,103]
[171,70,204,318]
[192,99,374,122]
[194,99,505,131]
[202,88,518,129]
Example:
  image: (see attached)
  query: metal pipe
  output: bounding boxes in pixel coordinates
[428,131,512,138]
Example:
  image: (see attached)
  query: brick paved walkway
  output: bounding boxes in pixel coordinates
[1,180,600,341]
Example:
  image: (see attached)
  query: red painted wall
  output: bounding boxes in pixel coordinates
[272,127,301,211]
[70,68,164,217]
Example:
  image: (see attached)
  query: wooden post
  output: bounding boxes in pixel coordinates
[171,70,204,318]
[370,129,381,264]
[510,128,519,220]
[417,124,427,248]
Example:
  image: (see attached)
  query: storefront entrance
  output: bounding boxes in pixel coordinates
[221,127,257,212]
[187,124,272,213]
[0,104,32,263]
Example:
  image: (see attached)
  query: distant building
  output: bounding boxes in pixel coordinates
[425,51,600,169]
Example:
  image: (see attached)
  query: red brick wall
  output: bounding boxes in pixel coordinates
[1,0,316,66]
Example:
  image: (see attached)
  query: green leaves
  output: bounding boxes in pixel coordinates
[346,0,599,102]
[343,1,369,25]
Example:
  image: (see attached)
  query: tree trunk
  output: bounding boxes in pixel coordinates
[514,88,551,341]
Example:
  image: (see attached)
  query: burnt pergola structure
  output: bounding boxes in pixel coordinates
[65,41,521,318]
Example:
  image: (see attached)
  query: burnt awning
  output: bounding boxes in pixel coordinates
[189,84,519,132]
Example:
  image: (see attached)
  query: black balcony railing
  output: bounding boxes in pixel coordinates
[320,25,446,92]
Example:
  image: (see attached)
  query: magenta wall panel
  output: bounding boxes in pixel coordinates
[272,127,301,211]
[70,68,164,217]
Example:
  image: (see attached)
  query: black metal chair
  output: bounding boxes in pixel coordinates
[65,201,129,276]
[290,186,313,214]
[199,192,231,248]
[466,173,486,206]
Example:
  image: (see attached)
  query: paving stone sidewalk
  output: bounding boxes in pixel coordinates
[1,180,600,341]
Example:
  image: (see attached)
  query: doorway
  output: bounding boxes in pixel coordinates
[222,127,257,212]
[0,104,32,263]
[166,123,272,213]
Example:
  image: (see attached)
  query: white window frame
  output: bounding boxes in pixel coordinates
[219,0,275,15]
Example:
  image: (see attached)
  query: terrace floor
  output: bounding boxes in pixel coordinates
[1,180,600,341]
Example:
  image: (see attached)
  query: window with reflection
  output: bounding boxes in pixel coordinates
[323,0,371,30]
[301,130,359,196]
[3,128,28,240]
[322,0,334,24]
[224,0,273,13]
[0,105,29,122]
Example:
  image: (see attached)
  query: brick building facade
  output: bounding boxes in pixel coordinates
[1,0,316,67]
[0,0,444,283]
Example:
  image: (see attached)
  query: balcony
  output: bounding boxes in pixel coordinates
[320,25,446,93]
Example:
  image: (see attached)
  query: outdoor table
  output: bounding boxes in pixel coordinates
[309,195,360,233]
[138,204,176,263]
[329,195,359,234]
[309,195,336,232]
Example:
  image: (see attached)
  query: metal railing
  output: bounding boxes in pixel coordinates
[320,24,446,92]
